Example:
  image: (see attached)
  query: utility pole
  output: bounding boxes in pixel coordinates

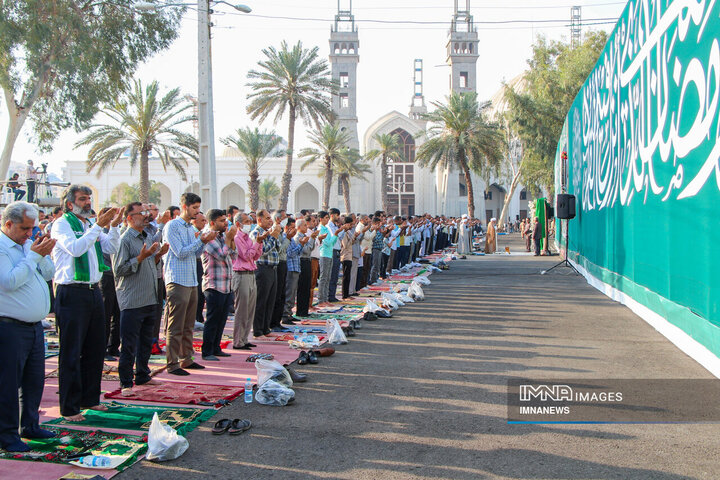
[198,0,218,208]
[570,6,582,48]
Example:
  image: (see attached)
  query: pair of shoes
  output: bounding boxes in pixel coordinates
[363,312,378,321]
[245,342,257,348]
[21,428,56,440]
[233,344,251,350]
[182,362,205,370]
[215,351,231,357]
[342,326,356,337]
[168,368,190,376]
[285,366,307,383]
[202,355,219,361]
[298,350,319,365]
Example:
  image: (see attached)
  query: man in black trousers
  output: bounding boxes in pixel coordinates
[51,185,122,422]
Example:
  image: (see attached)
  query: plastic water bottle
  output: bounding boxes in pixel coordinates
[80,455,111,467]
[244,378,253,403]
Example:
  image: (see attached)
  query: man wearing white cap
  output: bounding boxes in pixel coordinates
[456,214,471,255]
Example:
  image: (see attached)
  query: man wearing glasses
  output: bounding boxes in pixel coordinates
[112,203,168,395]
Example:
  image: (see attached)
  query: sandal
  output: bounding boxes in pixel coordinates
[228,419,252,435]
[212,418,232,435]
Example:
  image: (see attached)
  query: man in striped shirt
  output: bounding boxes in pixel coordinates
[200,209,237,361]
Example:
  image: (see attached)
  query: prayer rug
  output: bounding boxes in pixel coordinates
[103,382,243,407]
[0,426,146,471]
[44,402,216,435]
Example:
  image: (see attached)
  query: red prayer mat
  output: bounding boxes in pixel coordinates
[153,339,231,355]
[104,382,243,407]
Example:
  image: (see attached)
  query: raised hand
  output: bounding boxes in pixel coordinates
[31,235,56,257]
[159,210,172,225]
[96,207,118,228]
[200,230,219,244]
[156,243,170,257]
[110,208,124,227]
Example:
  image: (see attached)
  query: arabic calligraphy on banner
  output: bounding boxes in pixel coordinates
[579,0,719,211]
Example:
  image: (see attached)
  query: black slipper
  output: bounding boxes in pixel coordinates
[212,418,231,435]
[228,418,252,435]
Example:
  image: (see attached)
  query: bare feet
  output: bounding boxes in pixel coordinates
[86,404,108,412]
[64,414,85,422]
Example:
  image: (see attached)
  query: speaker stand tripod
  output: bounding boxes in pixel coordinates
[541,219,579,275]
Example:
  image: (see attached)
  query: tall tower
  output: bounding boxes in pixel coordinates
[447,0,479,94]
[329,0,359,150]
[570,6,582,48]
[409,59,427,128]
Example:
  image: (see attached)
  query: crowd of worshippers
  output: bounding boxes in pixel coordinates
[0,185,479,452]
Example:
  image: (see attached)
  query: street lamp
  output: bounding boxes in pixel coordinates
[134,1,251,208]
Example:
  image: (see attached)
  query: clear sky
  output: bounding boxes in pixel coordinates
[0,0,626,178]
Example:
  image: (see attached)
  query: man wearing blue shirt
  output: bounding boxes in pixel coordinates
[327,208,343,302]
[163,193,217,376]
[0,202,56,451]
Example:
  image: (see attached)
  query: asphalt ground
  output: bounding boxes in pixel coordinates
[121,234,718,480]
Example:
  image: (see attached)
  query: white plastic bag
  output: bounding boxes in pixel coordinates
[146,413,189,462]
[363,299,382,313]
[382,292,405,306]
[408,282,425,300]
[382,297,398,310]
[393,283,409,292]
[399,293,414,303]
[255,359,293,387]
[255,379,295,406]
[326,318,348,345]
[414,275,431,285]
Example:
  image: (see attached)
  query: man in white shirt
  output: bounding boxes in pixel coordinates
[51,185,122,421]
[0,202,56,451]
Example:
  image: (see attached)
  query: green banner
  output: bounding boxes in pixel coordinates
[555,0,720,357]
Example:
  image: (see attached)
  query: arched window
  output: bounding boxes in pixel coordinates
[341,43,347,54]
[468,43,473,53]
[334,43,340,54]
[385,128,416,216]
[349,43,355,54]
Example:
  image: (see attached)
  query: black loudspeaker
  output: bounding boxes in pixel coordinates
[556,194,576,219]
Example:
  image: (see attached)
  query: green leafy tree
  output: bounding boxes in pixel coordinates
[221,127,283,211]
[335,151,371,213]
[364,133,405,213]
[246,40,334,210]
[298,123,354,211]
[258,178,281,210]
[0,1,184,179]
[75,80,198,203]
[417,92,505,219]
[109,181,162,206]
[504,31,608,194]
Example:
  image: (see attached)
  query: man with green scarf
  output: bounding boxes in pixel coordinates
[51,185,122,422]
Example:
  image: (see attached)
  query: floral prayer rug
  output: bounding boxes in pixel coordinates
[104,381,243,407]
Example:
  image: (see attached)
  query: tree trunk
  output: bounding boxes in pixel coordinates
[498,163,523,230]
[322,154,333,211]
[278,104,296,210]
[380,153,388,213]
[139,149,150,203]
[341,175,351,213]
[459,148,475,218]
[0,95,29,181]
[248,170,259,211]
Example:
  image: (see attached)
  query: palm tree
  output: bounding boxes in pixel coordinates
[246,40,334,210]
[335,151,371,213]
[298,123,354,211]
[258,178,281,210]
[221,127,282,211]
[364,133,405,213]
[416,92,505,218]
[76,80,197,203]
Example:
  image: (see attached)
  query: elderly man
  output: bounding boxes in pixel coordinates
[231,213,262,349]
[163,193,217,376]
[250,209,281,337]
[201,209,237,360]
[113,203,168,396]
[0,202,56,451]
[51,185,122,421]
